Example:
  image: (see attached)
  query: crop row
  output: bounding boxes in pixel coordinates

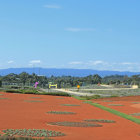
[47,111,76,114]
[84,119,116,123]
[0,98,8,100]
[48,121,102,127]
[24,100,43,103]
[2,129,65,137]
[61,104,80,106]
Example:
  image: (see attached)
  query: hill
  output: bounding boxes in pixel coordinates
[0,68,139,77]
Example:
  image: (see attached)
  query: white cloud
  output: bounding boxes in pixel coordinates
[8,60,14,64]
[69,61,83,65]
[121,62,133,65]
[88,60,105,65]
[65,28,96,32]
[120,62,138,65]
[29,60,41,64]
[43,4,61,9]
[67,60,140,72]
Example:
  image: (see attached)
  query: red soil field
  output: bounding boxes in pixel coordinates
[0,92,140,140]
[92,96,140,119]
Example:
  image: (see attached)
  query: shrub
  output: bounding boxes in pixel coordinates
[5,89,70,97]
[5,89,22,93]
[23,90,39,94]
[40,92,70,97]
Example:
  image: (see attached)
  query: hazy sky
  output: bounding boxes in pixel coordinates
[0,0,140,71]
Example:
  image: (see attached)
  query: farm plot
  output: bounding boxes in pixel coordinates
[0,92,140,140]
[92,96,140,119]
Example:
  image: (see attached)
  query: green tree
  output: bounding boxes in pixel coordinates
[19,72,29,86]
[0,80,2,87]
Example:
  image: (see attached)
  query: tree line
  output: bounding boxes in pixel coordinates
[0,72,140,88]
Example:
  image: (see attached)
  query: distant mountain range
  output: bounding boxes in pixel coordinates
[0,68,139,77]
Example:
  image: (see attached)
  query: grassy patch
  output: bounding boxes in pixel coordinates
[84,101,140,124]
[72,95,101,100]
[48,121,102,127]
[47,111,76,115]
[72,94,120,101]
[2,129,65,138]
[84,119,116,123]
[0,94,3,95]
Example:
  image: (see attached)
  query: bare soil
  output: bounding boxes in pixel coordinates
[0,92,140,140]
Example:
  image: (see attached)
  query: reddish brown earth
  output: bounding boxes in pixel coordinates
[0,92,140,140]
[92,96,140,119]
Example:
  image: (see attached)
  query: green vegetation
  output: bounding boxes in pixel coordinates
[1,72,140,98]
[0,80,2,87]
[5,89,23,93]
[24,100,43,103]
[103,100,113,102]
[30,97,41,99]
[47,111,76,115]
[80,89,140,97]
[40,92,70,97]
[0,98,9,100]
[47,122,102,127]
[61,104,80,106]
[72,94,119,100]
[84,119,116,123]
[56,97,64,99]
[0,136,52,140]
[3,89,70,97]
[2,129,65,138]
[132,102,140,104]
[72,95,101,100]
[108,104,124,106]
[84,101,140,124]
[130,113,140,116]
[1,72,140,89]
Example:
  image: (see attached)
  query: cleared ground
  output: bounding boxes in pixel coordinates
[0,92,140,140]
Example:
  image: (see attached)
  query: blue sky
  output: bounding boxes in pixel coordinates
[0,0,140,71]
